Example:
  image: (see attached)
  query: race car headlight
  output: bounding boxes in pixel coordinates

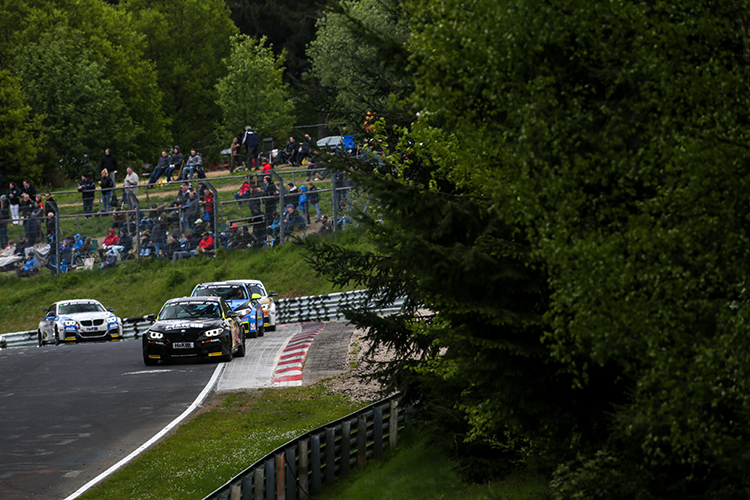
[63,320,77,326]
[204,328,222,337]
[147,331,164,339]
[107,317,119,324]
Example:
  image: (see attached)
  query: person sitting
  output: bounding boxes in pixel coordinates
[274,136,299,165]
[235,178,251,206]
[16,253,39,277]
[181,148,202,180]
[193,231,215,256]
[98,228,120,259]
[318,214,332,234]
[119,228,133,258]
[149,150,172,185]
[165,146,183,182]
[283,203,306,235]
[139,230,155,258]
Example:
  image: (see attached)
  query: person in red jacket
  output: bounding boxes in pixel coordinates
[98,228,120,259]
[196,232,214,255]
[202,188,215,228]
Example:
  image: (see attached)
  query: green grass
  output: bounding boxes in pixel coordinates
[79,386,367,500]
[312,433,551,500]
[0,227,369,333]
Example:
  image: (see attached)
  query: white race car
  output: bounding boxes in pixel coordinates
[221,280,278,331]
[38,299,123,346]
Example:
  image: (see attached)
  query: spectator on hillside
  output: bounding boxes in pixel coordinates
[100,169,115,213]
[149,150,172,185]
[285,182,300,207]
[98,148,118,175]
[299,134,311,164]
[22,180,37,199]
[230,137,241,173]
[202,188,215,228]
[124,167,139,209]
[19,193,33,220]
[119,228,133,256]
[98,228,120,259]
[44,192,58,217]
[235,177,251,206]
[78,173,96,218]
[307,182,321,221]
[165,146,183,182]
[45,211,56,242]
[195,231,215,255]
[274,136,299,165]
[241,126,260,169]
[263,176,278,221]
[182,148,202,180]
[298,184,310,224]
[16,252,39,277]
[0,195,8,249]
[7,182,21,225]
[318,214,332,234]
[283,203,306,235]
[182,190,200,231]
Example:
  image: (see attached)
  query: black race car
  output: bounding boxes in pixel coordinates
[142,296,244,366]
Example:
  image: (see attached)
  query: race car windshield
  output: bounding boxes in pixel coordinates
[58,302,105,315]
[160,302,222,320]
[194,286,247,301]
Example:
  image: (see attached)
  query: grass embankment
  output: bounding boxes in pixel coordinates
[0,228,366,333]
[79,387,367,500]
[314,432,551,500]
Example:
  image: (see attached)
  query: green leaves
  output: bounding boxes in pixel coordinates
[215,35,295,143]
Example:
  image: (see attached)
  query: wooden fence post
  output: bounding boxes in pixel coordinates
[357,414,367,469]
[373,406,383,460]
[389,399,399,449]
[325,428,336,485]
[299,439,309,500]
[341,420,351,478]
[311,434,322,495]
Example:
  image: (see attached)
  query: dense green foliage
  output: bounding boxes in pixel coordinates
[307,0,413,136]
[0,71,40,181]
[304,0,750,498]
[215,35,296,144]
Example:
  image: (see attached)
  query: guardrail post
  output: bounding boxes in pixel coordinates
[389,399,399,448]
[254,467,264,500]
[310,434,322,495]
[299,438,309,500]
[265,459,275,500]
[325,427,335,485]
[357,414,367,468]
[285,447,297,500]
[230,482,241,500]
[275,453,285,500]
[340,420,351,478]
[374,406,383,460]
[241,474,253,500]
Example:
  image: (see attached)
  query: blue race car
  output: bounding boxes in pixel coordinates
[190,281,265,338]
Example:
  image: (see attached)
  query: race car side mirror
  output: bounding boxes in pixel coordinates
[145,314,157,322]
[268,291,278,297]
[107,307,115,312]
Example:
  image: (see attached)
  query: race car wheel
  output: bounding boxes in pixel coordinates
[143,348,158,366]
[258,324,264,337]
[37,330,43,347]
[236,331,246,358]
[54,328,60,346]
[247,323,257,339]
[267,324,276,332]
[221,345,234,362]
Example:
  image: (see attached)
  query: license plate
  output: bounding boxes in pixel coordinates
[173,342,194,349]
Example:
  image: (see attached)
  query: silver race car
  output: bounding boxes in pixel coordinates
[38,299,123,345]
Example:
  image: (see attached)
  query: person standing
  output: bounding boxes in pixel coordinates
[7,182,21,225]
[230,137,241,173]
[124,167,140,210]
[100,169,115,213]
[0,195,8,249]
[99,148,118,175]
[78,173,96,218]
[241,126,260,169]
[307,182,321,221]
[44,192,59,219]
[22,180,37,199]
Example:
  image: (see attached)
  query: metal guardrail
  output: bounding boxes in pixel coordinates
[0,290,403,350]
[276,290,405,324]
[202,394,411,500]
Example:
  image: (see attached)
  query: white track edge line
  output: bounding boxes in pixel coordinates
[64,362,226,500]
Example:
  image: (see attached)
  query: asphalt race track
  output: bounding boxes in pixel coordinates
[0,339,220,500]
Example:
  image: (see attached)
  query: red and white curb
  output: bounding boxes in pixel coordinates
[272,322,324,386]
